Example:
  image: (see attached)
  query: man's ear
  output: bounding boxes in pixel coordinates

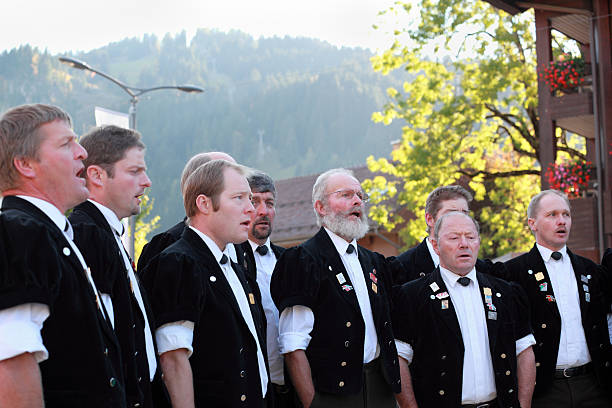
[86,165,105,188]
[527,217,536,233]
[314,200,326,218]
[425,212,435,231]
[431,237,441,256]
[12,156,36,179]
[196,194,211,215]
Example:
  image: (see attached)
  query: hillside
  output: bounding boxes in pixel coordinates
[0,29,404,231]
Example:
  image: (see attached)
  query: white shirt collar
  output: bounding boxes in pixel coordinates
[324,227,358,256]
[188,226,229,265]
[88,199,124,236]
[426,236,440,267]
[17,195,68,233]
[536,243,568,263]
[440,265,477,289]
[248,238,271,254]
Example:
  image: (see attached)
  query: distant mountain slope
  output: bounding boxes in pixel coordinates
[0,29,404,231]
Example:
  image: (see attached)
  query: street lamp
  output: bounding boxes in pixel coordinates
[59,56,204,259]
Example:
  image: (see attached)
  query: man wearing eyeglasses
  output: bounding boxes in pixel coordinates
[271,168,400,408]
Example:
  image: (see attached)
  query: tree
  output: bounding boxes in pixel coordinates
[131,194,160,262]
[365,0,586,257]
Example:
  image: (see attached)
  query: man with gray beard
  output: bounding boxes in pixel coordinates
[270,168,400,408]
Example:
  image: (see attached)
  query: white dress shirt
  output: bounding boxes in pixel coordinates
[536,244,591,368]
[0,195,113,363]
[395,267,535,404]
[249,238,284,385]
[278,228,380,363]
[155,227,268,396]
[425,237,440,267]
[89,200,157,380]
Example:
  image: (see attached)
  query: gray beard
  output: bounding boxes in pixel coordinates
[323,211,369,241]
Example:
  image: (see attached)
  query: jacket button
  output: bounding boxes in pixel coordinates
[500,353,507,359]
[104,348,108,356]
[339,381,345,387]
[593,325,597,329]
[605,361,610,367]
[508,389,513,393]
[240,370,246,378]
[134,351,139,356]
[600,344,605,349]
[419,272,425,277]
[341,361,347,367]
[239,347,244,354]
[506,370,511,376]
[541,323,547,329]
[439,390,445,395]
[138,377,142,382]
[109,377,117,388]
[134,404,141,407]
[441,355,446,360]
[241,395,246,402]
[384,321,389,327]
[132,324,136,329]
[536,362,540,367]
[345,341,350,347]
[346,321,351,327]
[440,372,446,377]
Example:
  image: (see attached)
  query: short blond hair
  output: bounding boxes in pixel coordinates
[183,159,248,217]
[0,104,72,191]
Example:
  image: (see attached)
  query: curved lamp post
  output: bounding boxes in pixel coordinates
[59,56,204,259]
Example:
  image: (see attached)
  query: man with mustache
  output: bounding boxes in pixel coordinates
[137,151,236,273]
[393,211,536,408]
[0,104,126,407]
[68,125,167,408]
[236,171,292,407]
[271,168,400,407]
[501,190,612,407]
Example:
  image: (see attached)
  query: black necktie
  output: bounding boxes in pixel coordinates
[220,254,228,265]
[256,245,268,256]
[346,244,355,254]
[457,276,471,287]
[551,251,562,261]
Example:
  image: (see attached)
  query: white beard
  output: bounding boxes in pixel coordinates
[323,209,369,241]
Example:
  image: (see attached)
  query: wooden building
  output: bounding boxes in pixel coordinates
[485,0,612,261]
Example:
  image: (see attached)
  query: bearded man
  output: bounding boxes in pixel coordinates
[270,168,400,408]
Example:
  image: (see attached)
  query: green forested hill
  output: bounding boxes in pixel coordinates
[0,30,403,231]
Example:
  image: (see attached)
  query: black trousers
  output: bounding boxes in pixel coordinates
[532,372,611,408]
[309,358,396,408]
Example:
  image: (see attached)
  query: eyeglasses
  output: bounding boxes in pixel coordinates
[326,189,369,203]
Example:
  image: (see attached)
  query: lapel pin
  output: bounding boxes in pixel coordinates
[539,282,547,292]
[371,283,378,294]
[248,293,255,304]
[430,282,440,292]
[483,287,492,296]
[527,269,533,275]
[342,284,353,292]
[535,272,545,281]
[488,311,497,320]
[369,272,378,283]
[496,293,501,298]
[581,275,588,283]
[435,292,449,299]
[210,276,217,282]
[430,295,436,300]
[586,274,591,280]
[336,273,346,284]
[63,247,71,256]
[441,299,449,310]
[546,295,555,302]
[585,292,590,302]
[328,265,333,271]
[582,284,589,293]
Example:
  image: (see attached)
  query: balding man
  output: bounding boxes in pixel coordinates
[393,212,536,408]
[137,151,236,272]
[271,168,400,408]
[500,190,612,407]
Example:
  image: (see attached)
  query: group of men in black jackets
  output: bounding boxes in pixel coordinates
[0,102,610,408]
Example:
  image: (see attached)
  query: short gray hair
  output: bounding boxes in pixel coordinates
[433,211,480,242]
[527,189,571,219]
[312,168,356,227]
[248,171,276,197]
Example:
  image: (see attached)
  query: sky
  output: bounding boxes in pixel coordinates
[1,0,410,54]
